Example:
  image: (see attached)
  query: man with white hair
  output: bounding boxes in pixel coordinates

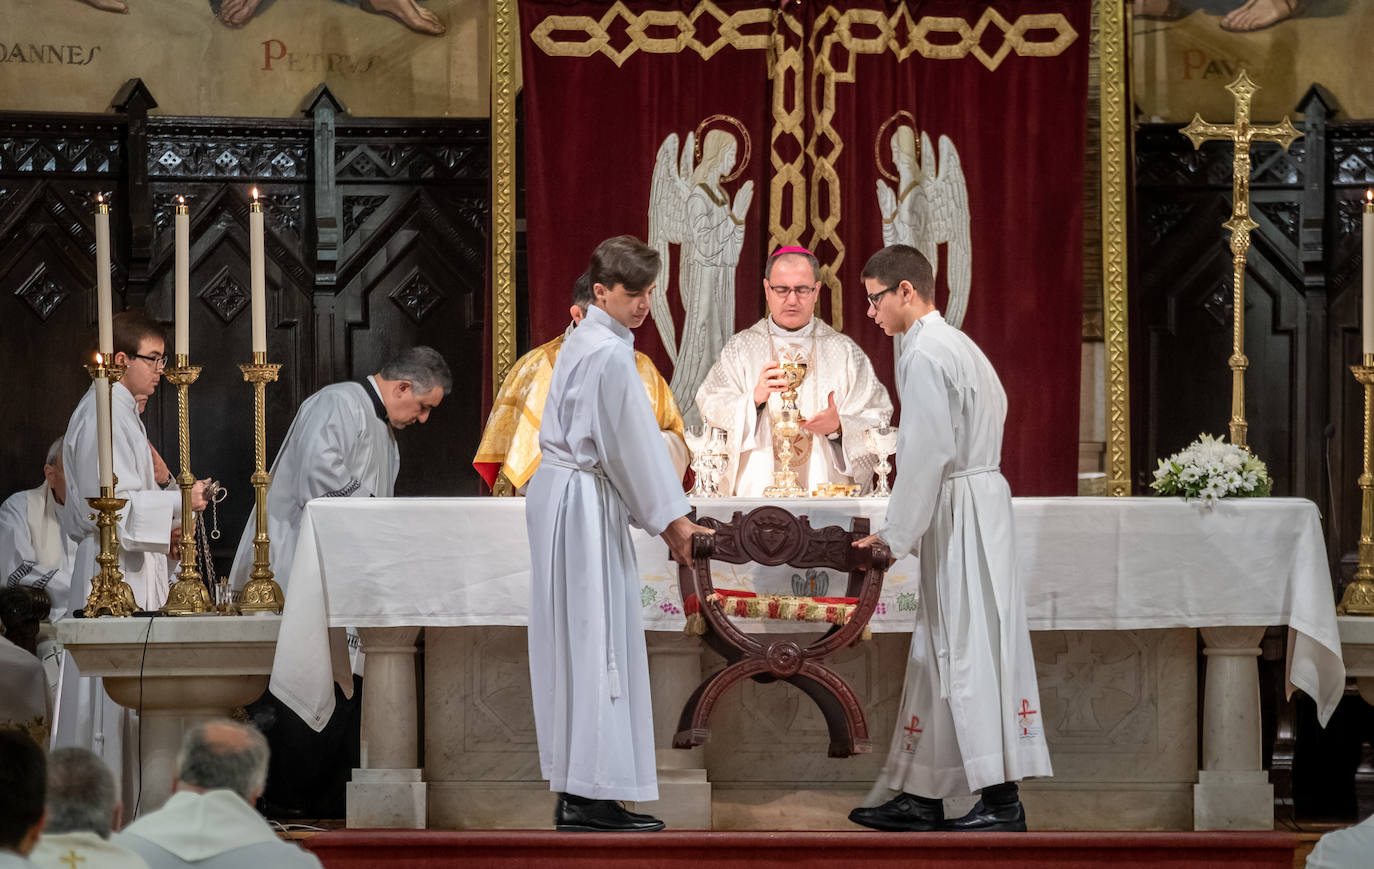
[29,748,147,869]
[0,440,75,621]
[114,720,322,868]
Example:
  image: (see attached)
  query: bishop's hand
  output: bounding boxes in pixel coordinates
[800,391,841,436]
[753,360,789,407]
[662,515,714,566]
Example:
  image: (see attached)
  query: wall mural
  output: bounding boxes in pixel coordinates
[0,0,486,117]
[1132,0,1372,122]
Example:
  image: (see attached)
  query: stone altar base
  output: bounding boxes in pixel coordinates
[421,626,1199,831]
[302,830,1299,869]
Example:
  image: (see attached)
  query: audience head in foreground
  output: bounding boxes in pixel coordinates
[0,728,46,858]
[114,719,323,869]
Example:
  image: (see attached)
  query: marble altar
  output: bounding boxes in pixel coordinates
[273,496,1343,831]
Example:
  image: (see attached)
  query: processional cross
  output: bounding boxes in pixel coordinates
[1181,70,1301,449]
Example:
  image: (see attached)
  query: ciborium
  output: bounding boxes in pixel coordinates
[763,355,809,498]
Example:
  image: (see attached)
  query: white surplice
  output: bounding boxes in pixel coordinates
[873,311,1052,799]
[0,483,76,618]
[54,380,181,805]
[525,304,689,802]
[228,378,398,596]
[695,317,891,496]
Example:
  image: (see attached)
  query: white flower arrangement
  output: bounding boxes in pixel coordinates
[1151,433,1271,503]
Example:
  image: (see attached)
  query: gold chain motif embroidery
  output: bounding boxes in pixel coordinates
[527,2,1078,333]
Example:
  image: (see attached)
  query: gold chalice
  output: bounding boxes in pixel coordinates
[763,356,809,498]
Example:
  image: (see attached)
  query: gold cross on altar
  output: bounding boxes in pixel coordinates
[59,850,86,869]
[1180,70,1301,449]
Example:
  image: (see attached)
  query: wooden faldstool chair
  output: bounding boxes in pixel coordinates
[674,505,894,758]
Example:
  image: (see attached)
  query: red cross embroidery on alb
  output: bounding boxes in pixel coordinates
[902,715,922,751]
[1016,699,1037,736]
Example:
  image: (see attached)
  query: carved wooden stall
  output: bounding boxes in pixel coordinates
[0,81,501,571]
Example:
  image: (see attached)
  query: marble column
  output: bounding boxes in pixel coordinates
[347,626,425,828]
[1193,625,1273,830]
[638,631,712,829]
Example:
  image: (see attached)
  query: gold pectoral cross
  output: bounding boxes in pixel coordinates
[1180,70,1301,449]
[60,850,86,869]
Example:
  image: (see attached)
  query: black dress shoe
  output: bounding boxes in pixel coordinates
[555,793,665,832]
[848,792,944,832]
[944,782,1027,832]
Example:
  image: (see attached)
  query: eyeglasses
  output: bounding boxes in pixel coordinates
[132,352,168,370]
[767,283,818,299]
[866,286,897,309]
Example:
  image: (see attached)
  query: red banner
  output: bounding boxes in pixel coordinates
[520,0,1088,495]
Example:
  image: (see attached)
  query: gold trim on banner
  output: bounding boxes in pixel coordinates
[805,5,1078,330]
[769,10,806,252]
[492,0,518,393]
[530,1,774,66]
[1099,0,1131,495]
[527,2,1079,336]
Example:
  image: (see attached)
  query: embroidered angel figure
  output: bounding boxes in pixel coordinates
[648,124,754,426]
[876,124,973,327]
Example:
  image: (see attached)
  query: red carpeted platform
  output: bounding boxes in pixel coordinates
[302,830,1299,869]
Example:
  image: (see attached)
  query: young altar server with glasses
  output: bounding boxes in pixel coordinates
[848,244,1052,833]
[525,235,711,832]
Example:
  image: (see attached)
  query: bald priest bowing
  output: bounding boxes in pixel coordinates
[474,272,689,495]
[228,347,451,595]
[696,246,892,496]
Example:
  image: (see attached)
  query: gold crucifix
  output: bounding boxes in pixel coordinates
[1181,70,1301,449]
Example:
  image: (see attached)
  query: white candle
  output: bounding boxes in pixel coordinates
[95,196,113,357]
[175,196,190,358]
[1365,189,1374,357]
[95,356,113,490]
[249,189,267,355]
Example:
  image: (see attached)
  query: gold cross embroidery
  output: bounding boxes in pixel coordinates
[59,850,86,869]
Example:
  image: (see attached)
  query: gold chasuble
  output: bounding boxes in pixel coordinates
[474,332,687,494]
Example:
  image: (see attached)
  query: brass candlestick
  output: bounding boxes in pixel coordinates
[83,358,135,617]
[763,357,809,498]
[1340,356,1374,615]
[239,351,284,613]
[162,355,210,614]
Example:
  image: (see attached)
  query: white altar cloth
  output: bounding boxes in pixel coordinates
[270,496,1343,732]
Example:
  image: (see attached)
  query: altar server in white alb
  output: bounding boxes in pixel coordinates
[0,440,76,698]
[849,244,1051,833]
[55,310,209,803]
[227,346,451,596]
[526,235,710,833]
[695,246,891,496]
[0,440,76,620]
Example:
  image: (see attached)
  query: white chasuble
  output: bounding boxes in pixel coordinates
[695,317,891,496]
[228,378,398,596]
[525,304,689,802]
[874,311,1052,799]
[55,380,180,805]
[0,483,76,618]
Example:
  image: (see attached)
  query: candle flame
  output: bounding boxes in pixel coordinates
[252,187,259,201]
[96,194,103,204]
[1367,188,1373,203]
[95,352,103,365]
[178,195,185,205]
